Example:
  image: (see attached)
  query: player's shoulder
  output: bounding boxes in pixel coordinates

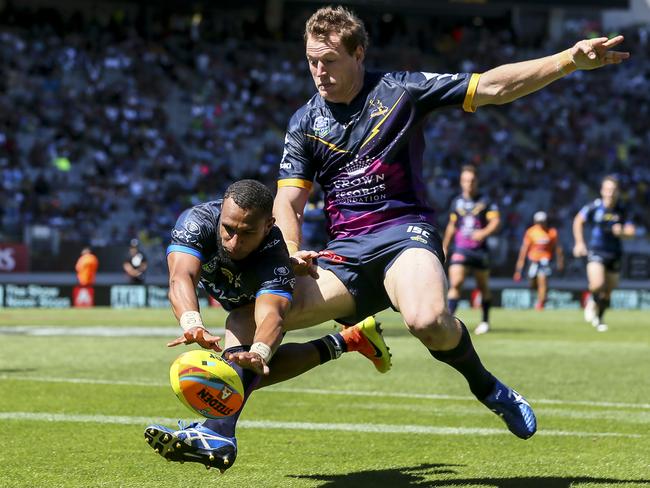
[184,200,222,221]
[288,94,327,129]
[257,226,288,255]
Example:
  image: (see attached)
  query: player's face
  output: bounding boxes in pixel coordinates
[219,198,274,261]
[460,171,478,196]
[306,33,364,104]
[601,180,619,207]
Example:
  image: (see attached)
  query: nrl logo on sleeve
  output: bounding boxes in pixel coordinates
[274,266,290,276]
[313,116,331,137]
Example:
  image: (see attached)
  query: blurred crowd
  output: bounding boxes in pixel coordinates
[0,5,648,274]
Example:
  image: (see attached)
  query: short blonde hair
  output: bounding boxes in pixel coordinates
[305,6,368,55]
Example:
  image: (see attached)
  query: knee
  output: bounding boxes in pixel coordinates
[402,303,447,339]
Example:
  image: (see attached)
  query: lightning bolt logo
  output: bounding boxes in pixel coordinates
[360,92,405,149]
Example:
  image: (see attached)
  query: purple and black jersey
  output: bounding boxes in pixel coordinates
[279,70,480,239]
[579,199,630,255]
[167,200,295,311]
[449,194,499,251]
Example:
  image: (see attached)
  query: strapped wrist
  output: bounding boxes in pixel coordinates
[179,311,204,331]
[250,342,273,363]
[556,49,576,76]
[286,240,299,255]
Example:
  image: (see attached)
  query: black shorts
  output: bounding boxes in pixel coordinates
[317,223,444,325]
[448,248,490,271]
[587,250,622,273]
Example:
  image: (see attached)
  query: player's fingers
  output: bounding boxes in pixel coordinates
[167,336,187,347]
[601,35,624,49]
[308,263,320,279]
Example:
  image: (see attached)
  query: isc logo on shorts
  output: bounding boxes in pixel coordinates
[406,225,431,238]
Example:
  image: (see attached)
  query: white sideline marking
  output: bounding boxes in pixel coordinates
[0,412,641,438]
[0,326,226,337]
[1,374,649,411]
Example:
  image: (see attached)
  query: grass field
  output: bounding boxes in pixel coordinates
[1,307,649,487]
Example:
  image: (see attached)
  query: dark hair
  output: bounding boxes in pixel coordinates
[305,6,368,55]
[224,179,274,218]
[461,165,477,175]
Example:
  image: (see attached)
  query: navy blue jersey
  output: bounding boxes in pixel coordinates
[279,70,480,239]
[167,200,294,311]
[448,193,499,251]
[578,199,630,254]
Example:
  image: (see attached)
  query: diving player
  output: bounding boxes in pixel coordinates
[144,179,390,471]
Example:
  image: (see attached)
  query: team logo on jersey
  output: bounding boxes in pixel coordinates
[221,268,242,288]
[202,257,218,273]
[274,266,290,276]
[185,220,201,235]
[369,98,388,118]
[313,116,331,137]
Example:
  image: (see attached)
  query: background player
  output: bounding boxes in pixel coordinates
[442,165,500,334]
[573,175,635,331]
[145,179,389,471]
[514,211,564,310]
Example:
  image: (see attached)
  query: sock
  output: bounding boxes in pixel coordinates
[481,299,491,323]
[448,298,459,315]
[595,294,610,323]
[308,333,347,364]
[429,321,496,399]
[202,346,259,437]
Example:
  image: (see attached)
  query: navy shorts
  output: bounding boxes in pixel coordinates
[588,250,622,273]
[317,223,444,325]
[526,259,553,280]
[448,248,490,271]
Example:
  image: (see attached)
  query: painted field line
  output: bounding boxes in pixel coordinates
[2,374,649,411]
[0,326,226,337]
[0,412,641,439]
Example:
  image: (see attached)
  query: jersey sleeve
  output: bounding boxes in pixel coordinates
[486,200,500,220]
[578,202,595,221]
[277,109,315,190]
[167,207,216,262]
[387,71,480,114]
[255,235,295,301]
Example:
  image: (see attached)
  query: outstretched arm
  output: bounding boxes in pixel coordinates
[166,251,222,351]
[474,36,629,108]
[274,185,319,277]
[226,293,291,375]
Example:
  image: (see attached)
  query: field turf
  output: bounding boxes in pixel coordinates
[0,307,649,487]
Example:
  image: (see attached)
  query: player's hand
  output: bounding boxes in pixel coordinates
[471,230,486,242]
[611,223,623,236]
[513,271,522,282]
[225,351,270,376]
[290,250,320,278]
[573,242,588,258]
[571,35,629,71]
[167,326,222,352]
